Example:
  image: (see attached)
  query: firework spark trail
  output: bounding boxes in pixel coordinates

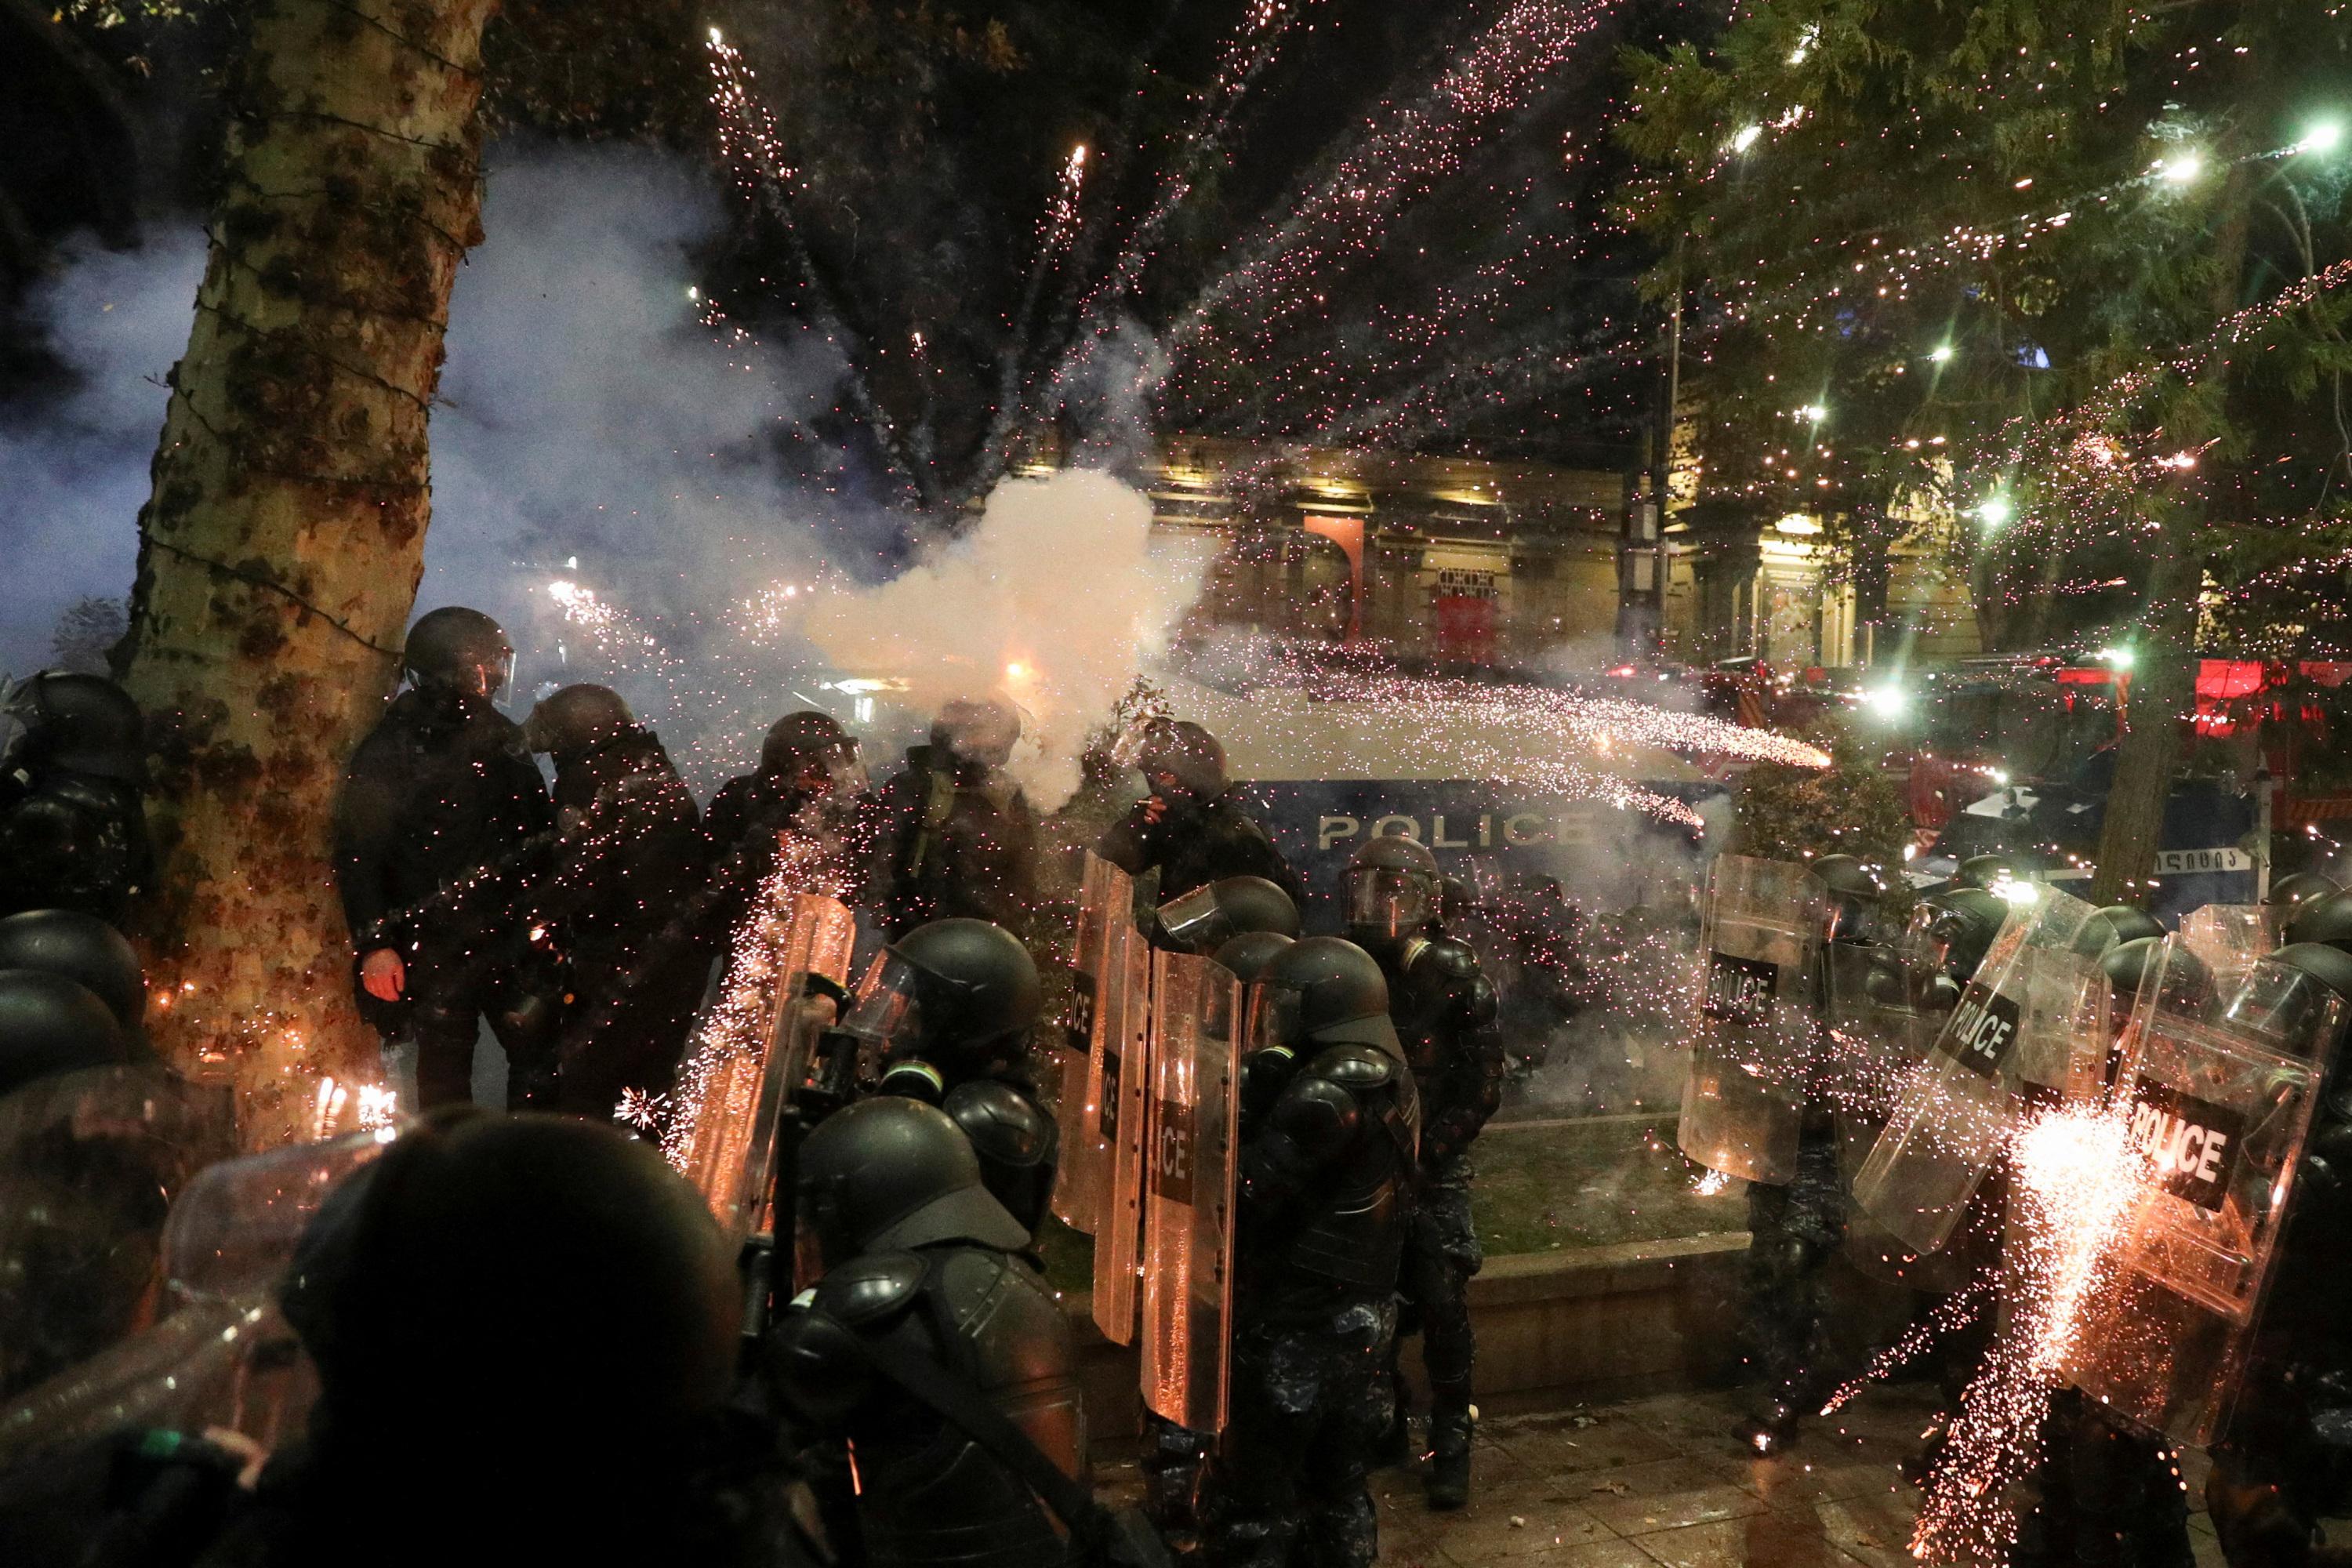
[980,144,1095,477]
[662,837,840,1178]
[1820,1274,1992,1417]
[1281,656,1833,770]
[1164,0,1614,397]
[1052,0,1324,398]
[704,29,925,506]
[1910,1105,2145,1566]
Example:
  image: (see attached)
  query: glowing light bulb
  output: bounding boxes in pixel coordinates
[1976,495,2014,529]
[2297,120,2344,154]
[2157,151,2204,184]
[1929,344,1955,363]
[1730,125,1762,154]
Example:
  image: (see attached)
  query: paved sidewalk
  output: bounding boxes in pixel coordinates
[1360,1384,2227,1568]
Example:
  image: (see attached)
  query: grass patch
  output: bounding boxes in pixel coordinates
[1033,1115,1744,1293]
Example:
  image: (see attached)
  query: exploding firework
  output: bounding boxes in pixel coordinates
[1907,1104,2145,1565]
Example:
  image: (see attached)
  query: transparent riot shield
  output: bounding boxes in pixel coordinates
[1054,852,1135,1236]
[666,889,858,1235]
[1824,942,1959,1284]
[1679,856,1826,1185]
[1091,915,1152,1345]
[0,1126,395,1467]
[2179,903,2277,995]
[1140,949,1240,1435]
[1852,888,2102,1257]
[2060,942,2347,1446]
[0,1066,238,1406]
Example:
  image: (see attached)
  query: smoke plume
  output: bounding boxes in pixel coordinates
[798,468,1212,808]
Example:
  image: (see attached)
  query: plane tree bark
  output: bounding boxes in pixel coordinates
[117,0,499,1144]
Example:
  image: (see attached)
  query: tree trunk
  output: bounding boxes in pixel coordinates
[117,0,498,1145]
[2089,538,2199,903]
[2088,162,2252,906]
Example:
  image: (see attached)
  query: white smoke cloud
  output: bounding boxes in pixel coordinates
[798,468,1212,808]
[0,231,205,675]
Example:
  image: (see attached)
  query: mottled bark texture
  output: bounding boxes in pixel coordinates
[118,0,498,1145]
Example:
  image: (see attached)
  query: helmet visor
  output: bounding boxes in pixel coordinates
[842,951,924,1047]
[824,743,869,800]
[1247,979,1308,1058]
[2222,963,2348,1052]
[1156,884,1233,955]
[1344,866,1434,940]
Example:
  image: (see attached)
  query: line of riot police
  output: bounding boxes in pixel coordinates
[1677,837,2352,1568]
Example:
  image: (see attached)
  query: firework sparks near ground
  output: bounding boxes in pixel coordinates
[1907,1104,2145,1566]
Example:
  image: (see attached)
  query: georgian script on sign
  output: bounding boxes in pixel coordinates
[1704,952,1779,1025]
[1939,982,2024,1080]
[2129,1083,2248,1214]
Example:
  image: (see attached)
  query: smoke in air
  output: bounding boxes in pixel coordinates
[798,469,1213,808]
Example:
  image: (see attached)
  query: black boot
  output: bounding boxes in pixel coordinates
[1426,1403,1473,1510]
[1376,1367,1414,1468]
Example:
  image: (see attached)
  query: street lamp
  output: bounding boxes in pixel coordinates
[2156,151,2204,184]
[2297,120,2345,155]
[1929,344,1955,363]
[1976,495,2014,529]
[1730,125,1762,154]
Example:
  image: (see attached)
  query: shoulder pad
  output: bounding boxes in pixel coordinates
[1307,1043,1401,1091]
[810,1250,927,1327]
[943,1080,1055,1169]
[1269,1072,1363,1158]
[1413,935,1485,983]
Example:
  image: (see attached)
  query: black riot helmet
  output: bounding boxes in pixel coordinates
[2268,871,2342,914]
[279,1112,739,1506]
[2285,887,2352,953]
[1214,930,1295,983]
[0,911,145,1035]
[1955,852,2033,892]
[795,1097,1029,1268]
[520,683,637,758]
[2,671,146,785]
[844,918,1042,1067]
[932,696,1021,769]
[1138,720,1228,800]
[1156,875,1300,954]
[760,709,863,794]
[0,971,135,1098]
[1251,935,1397,1057]
[2222,944,2352,1047]
[1343,833,1443,945]
[1810,853,1888,942]
[2077,904,2165,957]
[401,606,514,702]
[1909,887,2006,982]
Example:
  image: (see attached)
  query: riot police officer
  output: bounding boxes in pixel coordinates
[1338,833,1501,1508]
[765,1097,1089,1568]
[0,909,147,1044]
[1733,851,1893,1456]
[1207,935,1418,1568]
[705,709,869,933]
[1098,720,1306,907]
[872,698,1039,938]
[332,607,557,1110]
[2205,938,2352,1568]
[0,1111,787,1566]
[0,672,152,924]
[1152,874,1300,956]
[520,684,706,1118]
[843,917,1058,1234]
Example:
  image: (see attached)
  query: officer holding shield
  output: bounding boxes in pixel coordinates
[1339,833,1501,1508]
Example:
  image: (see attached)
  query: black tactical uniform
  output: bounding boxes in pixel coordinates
[332,608,557,1110]
[1340,834,1501,1510]
[1207,936,1418,1568]
[767,1097,1088,1568]
[521,684,708,1118]
[873,699,1039,939]
[1733,853,1891,1455]
[1098,720,1307,908]
[844,917,1059,1234]
[2204,935,2352,1568]
[1136,906,1301,1546]
[0,673,153,925]
[705,710,870,938]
